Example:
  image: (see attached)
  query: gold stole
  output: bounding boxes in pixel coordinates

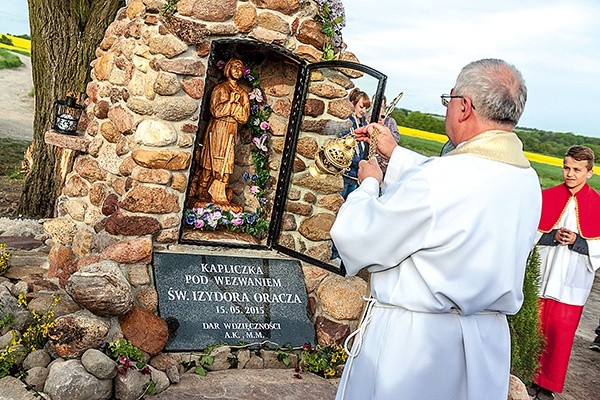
[446,130,530,168]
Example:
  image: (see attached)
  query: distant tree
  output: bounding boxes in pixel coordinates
[19,0,125,218]
[403,111,446,135]
[516,129,600,163]
[389,109,407,126]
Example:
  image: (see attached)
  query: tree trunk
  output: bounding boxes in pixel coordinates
[19,0,125,218]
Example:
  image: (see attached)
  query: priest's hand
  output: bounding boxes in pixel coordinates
[358,157,383,185]
[354,123,398,160]
[555,227,575,245]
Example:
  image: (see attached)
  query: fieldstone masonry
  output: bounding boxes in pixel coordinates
[41,0,368,384]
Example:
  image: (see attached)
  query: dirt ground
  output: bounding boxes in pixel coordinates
[1,53,599,400]
[0,53,33,218]
[559,275,600,400]
[0,53,34,141]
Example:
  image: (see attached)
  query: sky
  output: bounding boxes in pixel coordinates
[341,0,600,138]
[2,0,600,138]
[0,0,28,36]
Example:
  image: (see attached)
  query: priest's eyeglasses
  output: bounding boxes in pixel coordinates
[441,94,476,110]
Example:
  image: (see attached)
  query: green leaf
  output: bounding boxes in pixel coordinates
[201,355,214,366]
[195,365,207,376]
[144,380,157,395]
[322,48,335,61]
[322,26,334,36]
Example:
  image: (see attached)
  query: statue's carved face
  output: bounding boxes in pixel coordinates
[226,60,244,80]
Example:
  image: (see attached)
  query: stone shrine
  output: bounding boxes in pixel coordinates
[42,0,379,361]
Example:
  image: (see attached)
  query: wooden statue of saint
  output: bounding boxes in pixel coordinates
[191,58,250,212]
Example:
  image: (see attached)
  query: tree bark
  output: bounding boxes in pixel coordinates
[19,0,125,218]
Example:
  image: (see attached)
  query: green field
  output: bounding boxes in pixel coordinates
[0,48,24,69]
[399,135,600,191]
[399,134,444,157]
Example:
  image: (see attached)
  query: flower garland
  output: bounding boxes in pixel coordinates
[184,61,272,239]
[244,65,272,200]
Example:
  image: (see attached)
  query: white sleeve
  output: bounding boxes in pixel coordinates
[588,239,600,271]
[382,146,428,192]
[330,167,434,276]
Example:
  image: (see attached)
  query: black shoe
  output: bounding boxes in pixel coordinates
[536,388,555,400]
[527,384,540,397]
[590,336,600,352]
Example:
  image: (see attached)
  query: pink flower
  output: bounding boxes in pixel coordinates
[194,219,205,229]
[260,121,270,131]
[119,356,131,369]
[232,217,244,226]
[243,67,251,76]
[249,185,259,194]
[216,60,226,69]
[252,134,268,152]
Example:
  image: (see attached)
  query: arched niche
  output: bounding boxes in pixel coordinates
[179,39,387,275]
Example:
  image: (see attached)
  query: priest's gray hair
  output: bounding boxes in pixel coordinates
[454,58,527,127]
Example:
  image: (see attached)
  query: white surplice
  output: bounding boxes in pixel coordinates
[331,133,541,400]
[537,198,600,306]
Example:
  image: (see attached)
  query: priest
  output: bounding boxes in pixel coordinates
[331,59,542,400]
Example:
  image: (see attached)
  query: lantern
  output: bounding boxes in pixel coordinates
[53,96,84,134]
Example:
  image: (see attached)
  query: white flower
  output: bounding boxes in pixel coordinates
[249,88,264,103]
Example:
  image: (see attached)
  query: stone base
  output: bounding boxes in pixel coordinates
[150,369,338,400]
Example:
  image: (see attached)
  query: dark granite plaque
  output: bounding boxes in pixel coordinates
[153,252,316,351]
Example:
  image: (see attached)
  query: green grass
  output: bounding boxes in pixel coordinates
[399,134,445,157]
[400,133,600,191]
[530,161,563,190]
[0,48,23,69]
[0,138,30,178]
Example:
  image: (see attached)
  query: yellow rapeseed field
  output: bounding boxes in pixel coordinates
[399,126,600,175]
[0,34,31,54]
